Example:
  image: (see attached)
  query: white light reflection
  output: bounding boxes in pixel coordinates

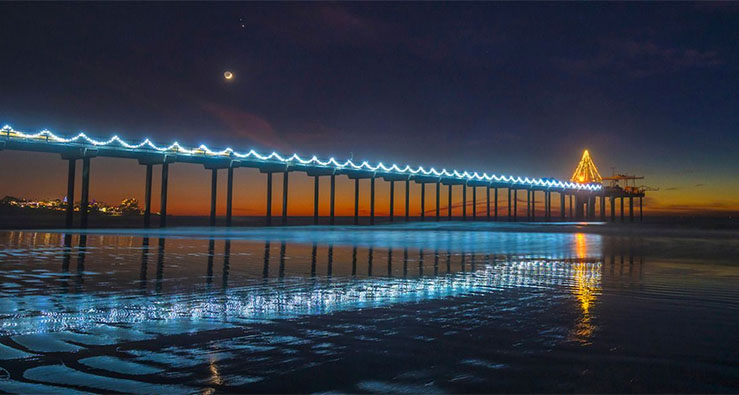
[0,259,601,336]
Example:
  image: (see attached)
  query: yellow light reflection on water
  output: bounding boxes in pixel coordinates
[570,233,601,343]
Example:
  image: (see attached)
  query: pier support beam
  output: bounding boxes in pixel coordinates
[65,159,76,229]
[160,163,169,228]
[629,196,634,223]
[507,188,512,221]
[354,179,360,225]
[436,182,440,221]
[370,176,375,225]
[560,192,565,220]
[266,172,272,226]
[600,195,605,221]
[226,167,234,227]
[313,175,319,225]
[620,197,625,222]
[405,179,410,222]
[282,171,289,226]
[472,186,477,221]
[389,181,395,222]
[330,174,336,225]
[526,190,531,220]
[569,194,573,218]
[462,184,467,221]
[513,189,518,222]
[610,196,616,222]
[592,196,596,220]
[532,190,536,221]
[144,164,152,228]
[210,168,218,227]
[545,191,551,221]
[448,185,452,220]
[420,183,425,221]
[494,187,498,221]
[486,187,491,221]
[80,157,91,229]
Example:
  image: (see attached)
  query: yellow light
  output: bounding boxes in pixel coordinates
[570,149,602,184]
[224,71,233,80]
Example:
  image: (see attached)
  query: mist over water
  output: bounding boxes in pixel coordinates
[0,223,737,393]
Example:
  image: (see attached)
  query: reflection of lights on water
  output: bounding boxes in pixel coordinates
[575,233,587,260]
[0,259,601,336]
[209,359,223,386]
[570,233,601,343]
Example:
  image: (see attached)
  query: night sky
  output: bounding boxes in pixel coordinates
[1,3,737,216]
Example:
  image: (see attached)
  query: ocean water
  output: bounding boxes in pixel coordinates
[0,223,737,393]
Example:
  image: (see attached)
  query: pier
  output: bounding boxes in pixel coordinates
[1,126,644,228]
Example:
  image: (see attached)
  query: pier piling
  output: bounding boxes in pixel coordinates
[160,163,169,228]
[80,157,90,229]
[65,159,76,229]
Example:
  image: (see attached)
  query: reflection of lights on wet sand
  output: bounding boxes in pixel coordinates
[209,359,223,386]
[570,233,601,343]
[1,259,600,336]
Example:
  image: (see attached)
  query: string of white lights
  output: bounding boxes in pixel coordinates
[2,125,601,190]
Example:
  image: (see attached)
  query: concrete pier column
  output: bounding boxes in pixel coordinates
[600,195,605,221]
[543,191,548,220]
[329,174,335,225]
[462,184,467,221]
[405,179,410,222]
[226,167,234,227]
[639,196,643,222]
[160,163,169,228]
[542,190,546,220]
[354,179,360,225]
[513,189,517,222]
[560,192,565,220]
[589,195,596,220]
[65,159,76,229]
[389,181,395,222]
[282,171,289,225]
[494,187,498,221]
[266,172,272,226]
[370,176,375,225]
[547,191,551,220]
[486,187,491,221]
[472,186,477,221]
[526,190,531,220]
[144,164,152,228]
[313,175,319,225]
[620,197,625,222]
[390,181,395,222]
[448,185,452,220]
[420,183,425,221]
[569,194,573,218]
[629,196,634,222]
[531,190,536,221]
[210,168,218,227]
[507,188,512,220]
[436,182,440,221]
[610,196,616,222]
[80,157,91,229]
